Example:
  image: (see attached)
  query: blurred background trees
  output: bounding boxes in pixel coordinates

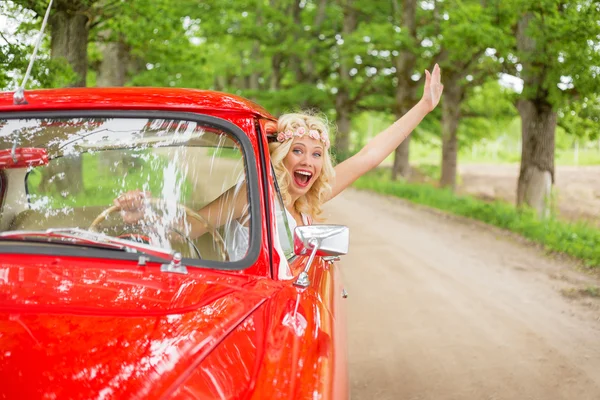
[1,0,599,218]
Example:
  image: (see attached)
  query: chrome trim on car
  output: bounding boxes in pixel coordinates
[160,252,188,274]
[0,110,262,271]
[293,225,349,288]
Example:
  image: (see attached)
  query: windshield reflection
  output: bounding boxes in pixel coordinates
[0,117,250,263]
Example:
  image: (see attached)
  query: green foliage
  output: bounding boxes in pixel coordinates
[462,81,518,119]
[555,148,600,166]
[514,0,600,107]
[349,111,600,166]
[458,81,519,146]
[207,147,242,159]
[439,0,514,65]
[354,170,600,268]
[349,112,395,152]
[558,95,600,141]
[413,163,441,182]
[2,0,599,165]
[0,2,78,90]
[109,0,212,88]
[28,152,192,208]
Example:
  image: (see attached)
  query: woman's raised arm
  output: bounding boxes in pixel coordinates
[329,64,443,200]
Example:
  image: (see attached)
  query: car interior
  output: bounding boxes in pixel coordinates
[0,117,251,262]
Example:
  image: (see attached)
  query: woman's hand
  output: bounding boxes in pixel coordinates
[113,189,151,224]
[421,63,444,112]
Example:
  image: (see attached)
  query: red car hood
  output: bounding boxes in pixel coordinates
[0,254,280,399]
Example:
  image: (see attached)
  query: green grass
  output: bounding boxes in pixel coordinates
[399,139,600,166]
[459,149,600,166]
[354,170,600,269]
[28,151,193,208]
[208,147,242,159]
[555,149,600,166]
[584,286,600,297]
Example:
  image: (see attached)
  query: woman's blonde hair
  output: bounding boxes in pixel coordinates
[268,112,336,221]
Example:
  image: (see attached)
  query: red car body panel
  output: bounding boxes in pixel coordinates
[170,258,348,400]
[0,88,348,399]
[0,88,275,119]
[0,254,282,399]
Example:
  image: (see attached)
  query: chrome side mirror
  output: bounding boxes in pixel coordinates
[294,225,349,256]
[293,225,349,287]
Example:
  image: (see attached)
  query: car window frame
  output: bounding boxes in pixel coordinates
[0,110,262,271]
[270,163,296,261]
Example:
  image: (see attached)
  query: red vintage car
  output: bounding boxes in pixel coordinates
[0,88,349,399]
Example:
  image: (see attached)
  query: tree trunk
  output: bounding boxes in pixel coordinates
[50,8,90,87]
[289,0,307,86]
[97,40,129,87]
[249,42,260,91]
[47,3,89,194]
[439,84,463,189]
[515,12,556,218]
[335,96,352,159]
[96,37,136,177]
[270,54,282,91]
[306,0,328,78]
[392,136,412,179]
[250,3,263,93]
[391,0,418,180]
[333,0,357,159]
[214,75,226,91]
[516,99,556,217]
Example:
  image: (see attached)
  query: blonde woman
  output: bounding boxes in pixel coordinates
[115,64,443,259]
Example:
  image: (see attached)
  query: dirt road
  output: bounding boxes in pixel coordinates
[457,164,600,226]
[324,189,600,400]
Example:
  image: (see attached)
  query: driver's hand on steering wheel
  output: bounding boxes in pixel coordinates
[113,190,151,224]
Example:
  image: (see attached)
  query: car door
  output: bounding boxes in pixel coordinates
[268,162,349,399]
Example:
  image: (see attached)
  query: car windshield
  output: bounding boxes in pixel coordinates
[0,115,255,266]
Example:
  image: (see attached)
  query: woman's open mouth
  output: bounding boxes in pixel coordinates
[293,170,313,188]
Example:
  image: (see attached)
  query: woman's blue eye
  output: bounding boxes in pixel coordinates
[313,152,322,158]
[293,149,302,154]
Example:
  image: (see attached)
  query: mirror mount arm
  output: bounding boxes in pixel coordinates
[293,238,320,288]
[10,140,18,163]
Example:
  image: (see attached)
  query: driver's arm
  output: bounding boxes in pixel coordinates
[187,181,249,239]
[114,181,250,239]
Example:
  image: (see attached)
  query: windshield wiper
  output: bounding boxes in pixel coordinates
[0,227,174,264]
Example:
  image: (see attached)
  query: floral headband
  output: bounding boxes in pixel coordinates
[276,126,331,149]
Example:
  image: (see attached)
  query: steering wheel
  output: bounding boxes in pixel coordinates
[89,198,229,261]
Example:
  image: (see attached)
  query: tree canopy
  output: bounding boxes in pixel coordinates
[2,0,599,213]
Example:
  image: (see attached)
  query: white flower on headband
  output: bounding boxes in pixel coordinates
[276,130,293,142]
[276,127,330,149]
